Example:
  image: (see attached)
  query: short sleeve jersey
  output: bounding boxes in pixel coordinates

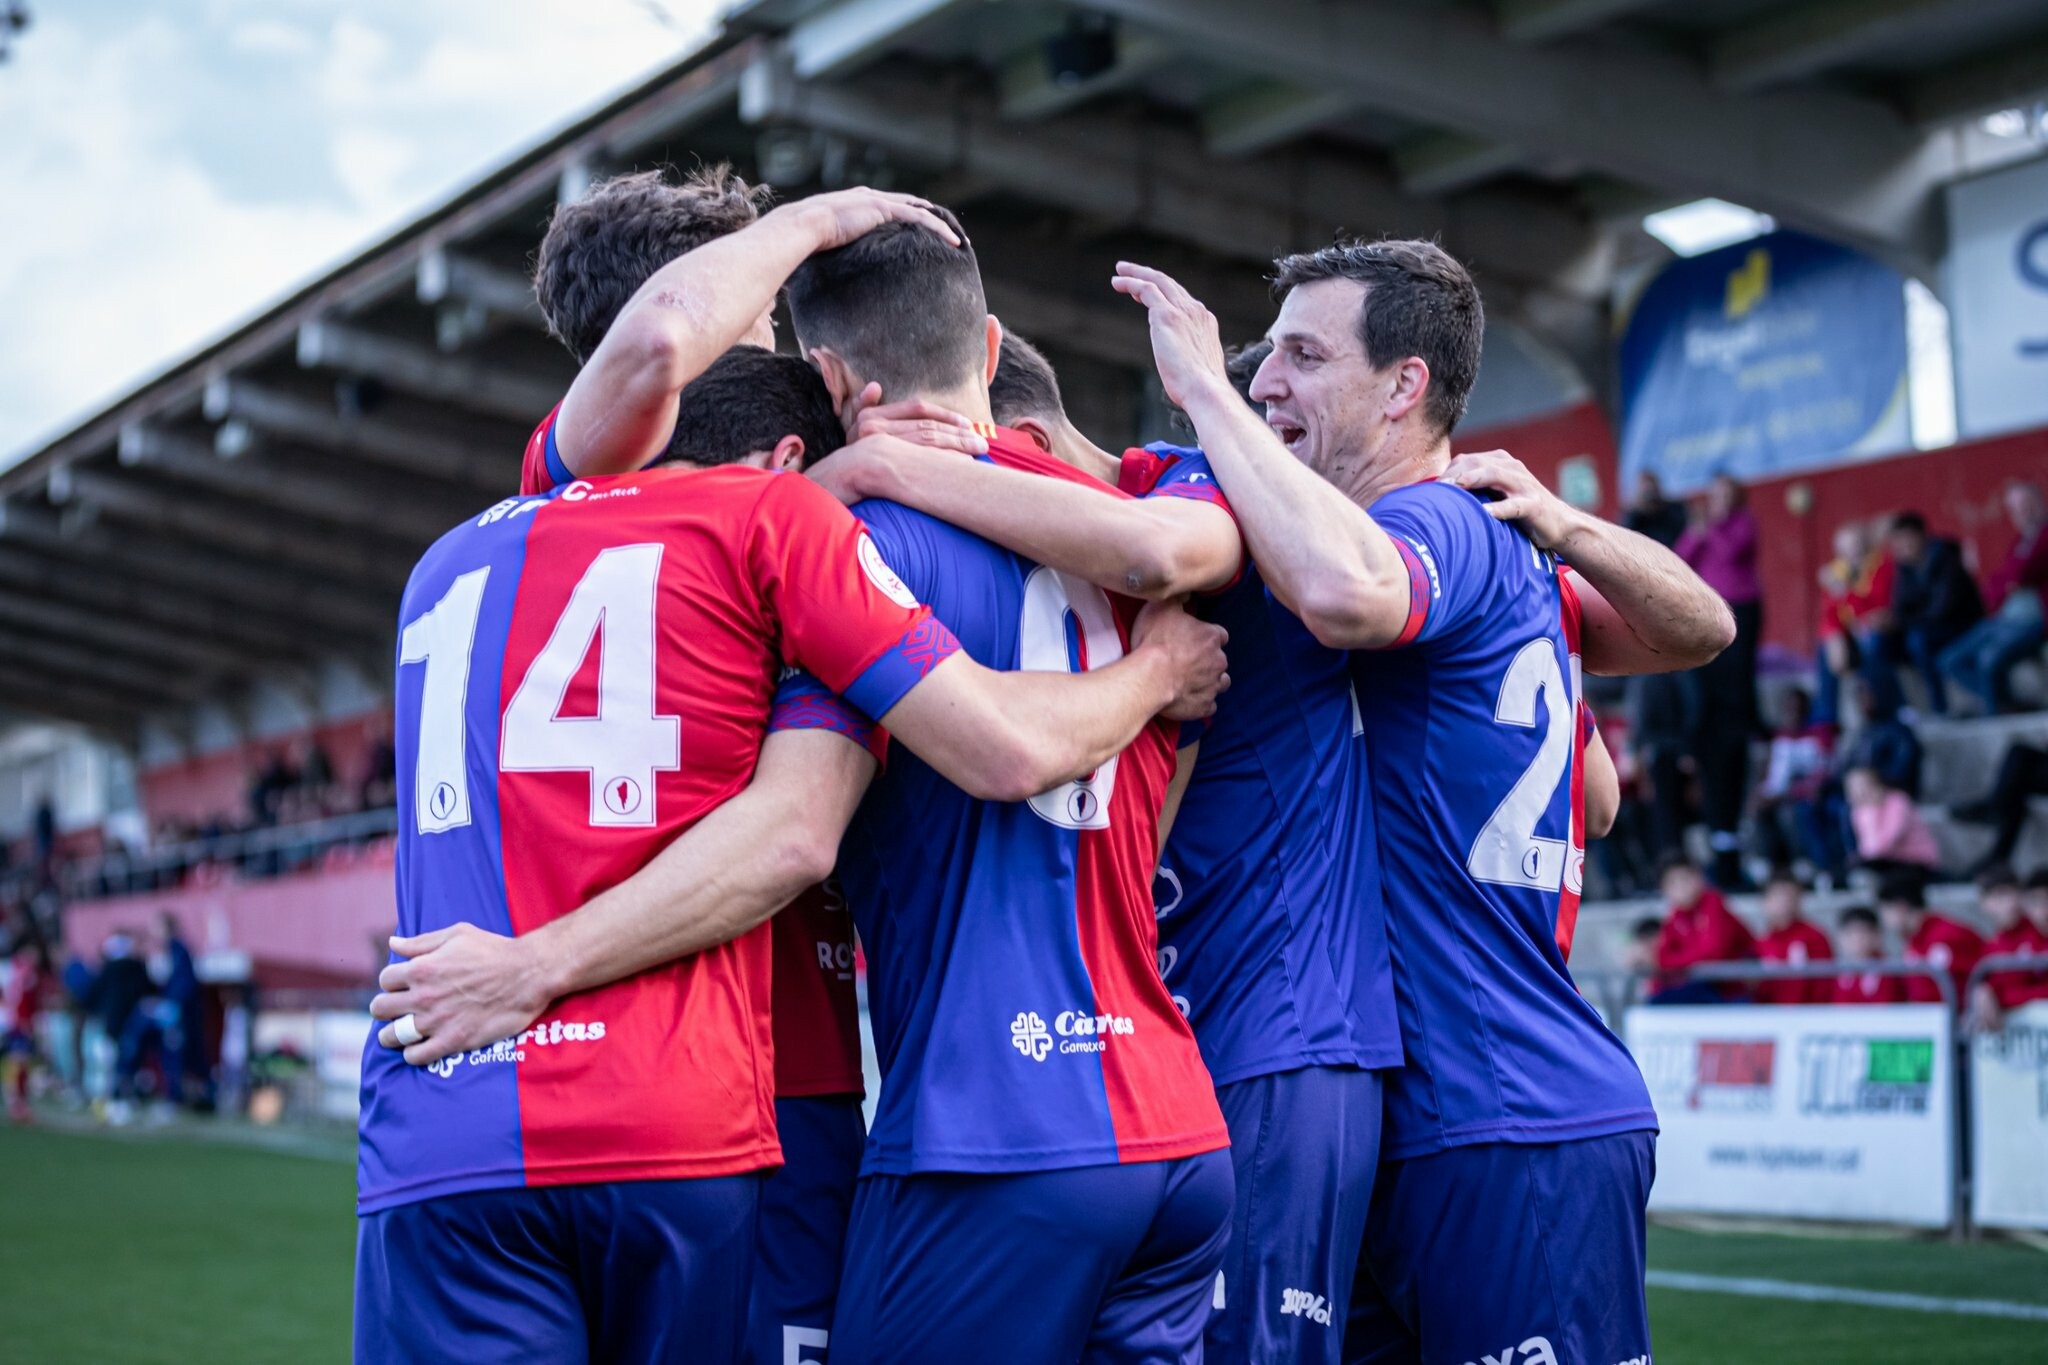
[1347,481,1656,1160]
[357,463,953,1214]
[1141,443,1403,1087]
[781,425,1228,1176]
[520,404,866,1100]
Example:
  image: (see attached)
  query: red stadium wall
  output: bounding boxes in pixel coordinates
[140,712,391,828]
[1458,401,1621,521]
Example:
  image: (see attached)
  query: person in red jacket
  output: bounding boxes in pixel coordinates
[1879,872,1985,1008]
[1972,868,2048,1027]
[1831,906,1908,1004]
[1649,857,1757,1003]
[1753,869,1833,1004]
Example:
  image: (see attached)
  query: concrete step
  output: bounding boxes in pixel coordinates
[1914,709,2048,806]
[1919,797,2048,876]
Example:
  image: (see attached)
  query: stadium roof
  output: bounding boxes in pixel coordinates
[5,0,2046,736]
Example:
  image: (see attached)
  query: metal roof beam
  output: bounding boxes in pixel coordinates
[1000,26,1175,121]
[47,467,414,593]
[983,278,1153,370]
[1201,81,1360,159]
[0,572,252,673]
[1078,0,1954,261]
[202,378,513,493]
[1494,0,1663,44]
[1909,39,2048,128]
[118,424,469,543]
[0,669,147,735]
[1396,132,1527,196]
[1712,0,1959,93]
[787,0,970,80]
[297,320,563,426]
[0,624,210,703]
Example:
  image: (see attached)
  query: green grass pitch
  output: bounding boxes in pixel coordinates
[2,1123,2043,1362]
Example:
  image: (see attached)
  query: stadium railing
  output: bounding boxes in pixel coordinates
[54,806,399,901]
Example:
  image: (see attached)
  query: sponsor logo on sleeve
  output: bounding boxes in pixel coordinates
[858,533,920,609]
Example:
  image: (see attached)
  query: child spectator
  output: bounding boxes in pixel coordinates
[1753,690,1837,878]
[1879,873,1984,1008]
[1831,906,1907,1004]
[1753,870,1833,1004]
[1846,765,1940,882]
[1622,916,1663,1005]
[1649,856,1756,1003]
[1970,866,2048,1029]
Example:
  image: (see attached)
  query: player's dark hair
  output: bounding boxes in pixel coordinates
[657,346,843,470]
[1891,511,1928,537]
[988,332,1065,427]
[1226,339,1271,407]
[1977,863,2020,894]
[534,164,773,365]
[786,204,987,398]
[1763,866,1803,892]
[1838,905,1879,931]
[1269,238,1483,438]
[1876,871,1927,909]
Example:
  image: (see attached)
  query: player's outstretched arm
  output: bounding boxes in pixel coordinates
[811,434,1240,600]
[369,728,874,1066]
[1111,262,1416,648]
[878,599,1228,802]
[1584,729,1619,840]
[554,188,963,480]
[1442,449,1735,675]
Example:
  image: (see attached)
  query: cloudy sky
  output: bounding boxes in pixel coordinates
[0,0,726,469]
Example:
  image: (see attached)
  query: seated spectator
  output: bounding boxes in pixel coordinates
[1879,873,1984,1008]
[1939,479,2048,715]
[1814,519,1893,725]
[1846,765,1940,883]
[1876,512,1981,718]
[1629,670,1698,862]
[360,717,398,812]
[1622,915,1663,1004]
[247,748,298,829]
[1831,905,1907,1004]
[1969,866,2048,1029]
[1836,677,1922,798]
[1752,689,1838,879]
[1753,870,1833,1004]
[1648,857,1756,1003]
[1950,740,2048,877]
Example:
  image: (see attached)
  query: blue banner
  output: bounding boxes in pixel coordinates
[1618,230,1908,495]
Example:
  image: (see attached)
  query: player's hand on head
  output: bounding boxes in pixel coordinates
[369,922,552,1067]
[1133,597,1230,721]
[786,188,963,253]
[1109,263,1229,410]
[1442,448,1579,551]
[847,383,987,454]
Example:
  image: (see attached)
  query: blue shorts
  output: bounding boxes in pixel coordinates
[1210,1066,1382,1365]
[751,1095,865,1365]
[354,1175,761,1365]
[830,1150,1234,1365]
[1345,1131,1656,1365]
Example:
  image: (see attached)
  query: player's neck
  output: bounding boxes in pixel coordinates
[897,379,994,426]
[1334,429,1450,509]
[1053,425,1121,484]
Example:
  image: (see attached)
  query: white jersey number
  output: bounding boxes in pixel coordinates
[1018,566,1122,830]
[400,544,682,835]
[1465,639,1573,893]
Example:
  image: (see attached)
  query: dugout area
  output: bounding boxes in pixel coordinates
[4,0,2047,732]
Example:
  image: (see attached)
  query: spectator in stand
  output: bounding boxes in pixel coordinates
[1831,905,1907,1004]
[1753,689,1839,879]
[360,716,398,812]
[1878,512,1982,718]
[295,737,337,819]
[1624,470,1688,548]
[1940,480,2048,715]
[1813,520,1893,726]
[1879,873,1984,1009]
[247,748,297,828]
[1753,870,1833,1004]
[1622,916,1664,1005]
[1677,473,1763,887]
[1648,856,1757,1004]
[1836,676,1922,799]
[1950,739,2048,877]
[1969,867,2048,1029]
[1846,765,1941,884]
[1630,669,1698,862]
[89,931,152,1125]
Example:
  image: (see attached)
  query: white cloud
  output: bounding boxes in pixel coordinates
[0,0,721,467]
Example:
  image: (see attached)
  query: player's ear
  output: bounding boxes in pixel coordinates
[983,314,1003,386]
[1012,417,1054,454]
[810,348,860,422]
[1385,356,1432,424]
[768,434,807,472]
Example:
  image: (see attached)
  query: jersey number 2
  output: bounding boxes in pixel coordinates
[1466,638,1572,893]
[1019,566,1122,830]
[399,544,682,835]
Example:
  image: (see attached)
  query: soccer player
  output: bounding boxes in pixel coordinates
[354,248,1228,1365]
[809,330,1396,1365]
[771,213,1235,1363]
[1110,243,1733,1364]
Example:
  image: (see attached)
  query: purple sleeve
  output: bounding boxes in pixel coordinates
[770,670,889,764]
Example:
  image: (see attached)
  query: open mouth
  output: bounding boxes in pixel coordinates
[1269,418,1307,452]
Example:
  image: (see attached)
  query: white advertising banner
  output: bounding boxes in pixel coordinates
[1972,1000,2048,1231]
[1625,1004,1953,1227]
[1946,155,2048,439]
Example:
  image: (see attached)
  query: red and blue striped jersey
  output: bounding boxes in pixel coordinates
[1141,443,1404,1087]
[1347,482,1654,1160]
[782,425,1228,1175]
[519,407,867,1101]
[357,463,954,1214]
